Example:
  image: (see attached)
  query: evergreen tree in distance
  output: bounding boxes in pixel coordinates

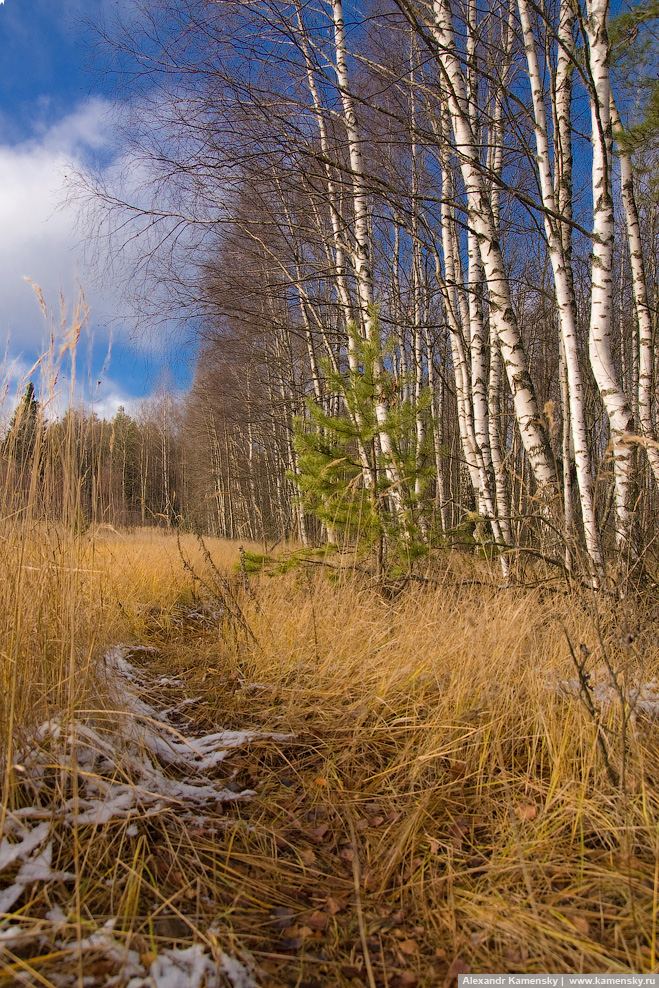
[3,381,40,470]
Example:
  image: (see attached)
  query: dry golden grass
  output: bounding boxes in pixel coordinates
[2,528,659,986]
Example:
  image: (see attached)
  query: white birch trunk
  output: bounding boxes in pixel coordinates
[331,0,404,512]
[610,94,659,483]
[586,0,636,550]
[432,0,557,495]
[517,0,603,573]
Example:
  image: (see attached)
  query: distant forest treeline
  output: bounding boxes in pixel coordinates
[0,377,302,541]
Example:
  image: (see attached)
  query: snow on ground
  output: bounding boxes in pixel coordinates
[0,644,288,985]
[0,918,258,988]
[8,645,290,828]
[555,670,659,717]
[549,669,659,742]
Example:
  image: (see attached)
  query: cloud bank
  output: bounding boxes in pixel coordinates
[0,98,166,416]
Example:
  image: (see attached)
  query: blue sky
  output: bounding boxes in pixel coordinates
[0,0,193,420]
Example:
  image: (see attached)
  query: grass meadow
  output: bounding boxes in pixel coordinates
[1,517,659,986]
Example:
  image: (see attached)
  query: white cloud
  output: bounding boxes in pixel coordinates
[0,100,150,382]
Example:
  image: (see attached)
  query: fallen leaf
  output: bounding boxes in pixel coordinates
[309,823,330,843]
[339,847,355,864]
[449,817,470,846]
[514,803,537,821]
[279,936,304,952]
[314,777,327,788]
[326,896,346,915]
[570,915,590,937]
[341,963,364,979]
[428,837,442,855]
[403,857,424,879]
[448,760,467,779]
[308,910,328,931]
[398,939,418,956]
[299,848,317,866]
[270,907,296,929]
[362,866,377,890]
[447,957,471,977]
[390,974,418,987]
[140,951,157,968]
[85,960,117,976]
[369,815,385,827]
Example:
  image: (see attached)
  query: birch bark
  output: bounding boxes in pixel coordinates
[431,0,557,495]
[586,0,636,550]
[331,0,404,512]
[610,95,659,483]
[517,0,602,573]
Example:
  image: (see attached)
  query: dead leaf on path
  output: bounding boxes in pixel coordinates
[569,915,590,937]
[362,866,377,890]
[398,939,418,956]
[447,957,471,977]
[341,963,364,979]
[449,817,470,846]
[339,847,355,864]
[428,837,442,855]
[448,760,467,779]
[403,857,424,879]
[326,895,347,915]
[299,847,317,866]
[369,815,385,827]
[314,777,327,788]
[308,910,328,931]
[270,907,296,929]
[84,960,117,977]
[390,973,418,987]
[514,803,537,821]
[309,823,330,843]
[279,934,304,952]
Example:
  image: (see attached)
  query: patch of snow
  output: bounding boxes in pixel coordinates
[219,951,259,988]
[123,942,258,988]
[553,672,659,729]
[74,924,144,982]
[0,820,50,870]
[46,905,68,924]
[0,840,74,914]
[0,924,27,945]
[16,841,74,883]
